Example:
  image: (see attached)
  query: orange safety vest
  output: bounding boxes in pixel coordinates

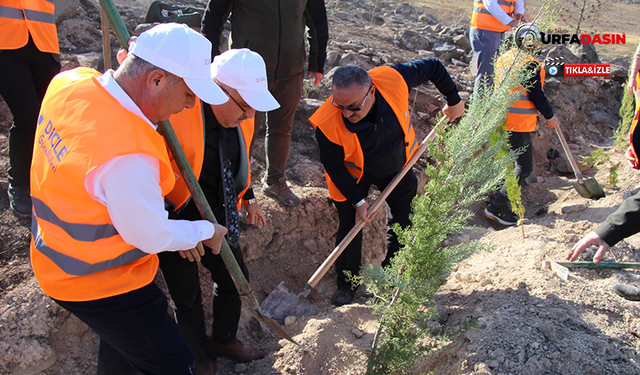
[309,66,417,202]
[165,103,255,211]
[470,0,515,33]
[0,0,60,53]
[629,72,640,165]
[495,48,544,132]
[30,67,174,302]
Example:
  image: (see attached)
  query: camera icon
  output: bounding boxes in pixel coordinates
[543,57,564,78]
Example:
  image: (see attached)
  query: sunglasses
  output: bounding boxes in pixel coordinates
[331,84,373,112]
[219,85,251,113]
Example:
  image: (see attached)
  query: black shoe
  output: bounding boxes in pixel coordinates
[331,289,354,307]
[7,184,31,219]
[612,283,640,301]
[484,204,518,226]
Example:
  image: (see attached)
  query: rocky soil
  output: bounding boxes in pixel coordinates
[2,0,640,374]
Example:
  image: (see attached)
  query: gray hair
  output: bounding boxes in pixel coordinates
[118,54,182,86]
[332,65,371,90]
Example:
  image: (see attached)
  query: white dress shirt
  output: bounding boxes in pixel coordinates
[83,70,215,254]
[483,0,525,26]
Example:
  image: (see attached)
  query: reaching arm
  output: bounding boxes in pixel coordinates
[201,0,233,59]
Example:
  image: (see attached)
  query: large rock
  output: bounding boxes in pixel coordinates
[567,43,600,64]
[340,53,374,70]
[53,0,80,21]
[400,30,428,51]
[453,34,471,50]
[295,98,324,125]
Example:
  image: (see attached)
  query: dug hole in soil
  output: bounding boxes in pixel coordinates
[2,0,640,374]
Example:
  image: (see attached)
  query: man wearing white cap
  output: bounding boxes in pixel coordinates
[29,23,229,374]
[159,48,279,374]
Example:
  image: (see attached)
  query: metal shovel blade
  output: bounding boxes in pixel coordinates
[260,282,317,324]
[555,126,605,200]
[572,180,593,199]
[583,177,605,199]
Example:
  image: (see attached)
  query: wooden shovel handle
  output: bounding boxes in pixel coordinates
[554,125,585,182]
[306,116,449,288]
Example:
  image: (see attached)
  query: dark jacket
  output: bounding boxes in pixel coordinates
[315,58,461,204]
[201,0,328,80]
[595,191,640,247]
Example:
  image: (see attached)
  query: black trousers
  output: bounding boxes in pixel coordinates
[0,36,60,187]
[491,131,534,208]
[54,283,196,375]
[333,170,418,291]
[158,202,249,364]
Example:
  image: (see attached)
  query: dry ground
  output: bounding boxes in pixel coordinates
[3,0,640,374]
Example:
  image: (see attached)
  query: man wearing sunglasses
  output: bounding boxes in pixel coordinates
[310,58,465,306]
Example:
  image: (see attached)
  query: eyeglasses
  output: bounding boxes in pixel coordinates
[219,85,251,113]
[331,84,373,112]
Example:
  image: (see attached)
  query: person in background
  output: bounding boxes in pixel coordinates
[201,0,328,207]
[310,59,464,306]
[160,48,278,374]
[470,0,525,97]
[29,23,228,374]
[568,65,640,302]
[0,0,61,217]
[484,23,558,226]
[626,41,640,96]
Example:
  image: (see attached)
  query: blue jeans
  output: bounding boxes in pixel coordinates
[54,283,196,375]
[470,27,504,96]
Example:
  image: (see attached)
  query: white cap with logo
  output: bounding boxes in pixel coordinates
[129,23,228,105]
[211,48,280,112]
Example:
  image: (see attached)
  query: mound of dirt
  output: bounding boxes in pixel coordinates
[2,0,639,374]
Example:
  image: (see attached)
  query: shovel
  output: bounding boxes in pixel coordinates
[554,124,605,199]
[98,0,306,350]
[261,116,450,323]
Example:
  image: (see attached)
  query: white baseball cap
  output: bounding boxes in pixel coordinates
[129,23,228,105]
[211,49,280,112]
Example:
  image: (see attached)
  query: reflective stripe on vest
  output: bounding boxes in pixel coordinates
[471,0,514,33]
[508,107,537,115]
[0,5,25,19]
[0,0,59,53]
[31,212,147,276]
[32,196,118,241]
[23,8,55,23]
[309,66,415,202]
[345,160,362,171]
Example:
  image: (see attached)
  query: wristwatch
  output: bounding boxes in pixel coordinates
[244,198,257,205]
[353,199,366,208]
